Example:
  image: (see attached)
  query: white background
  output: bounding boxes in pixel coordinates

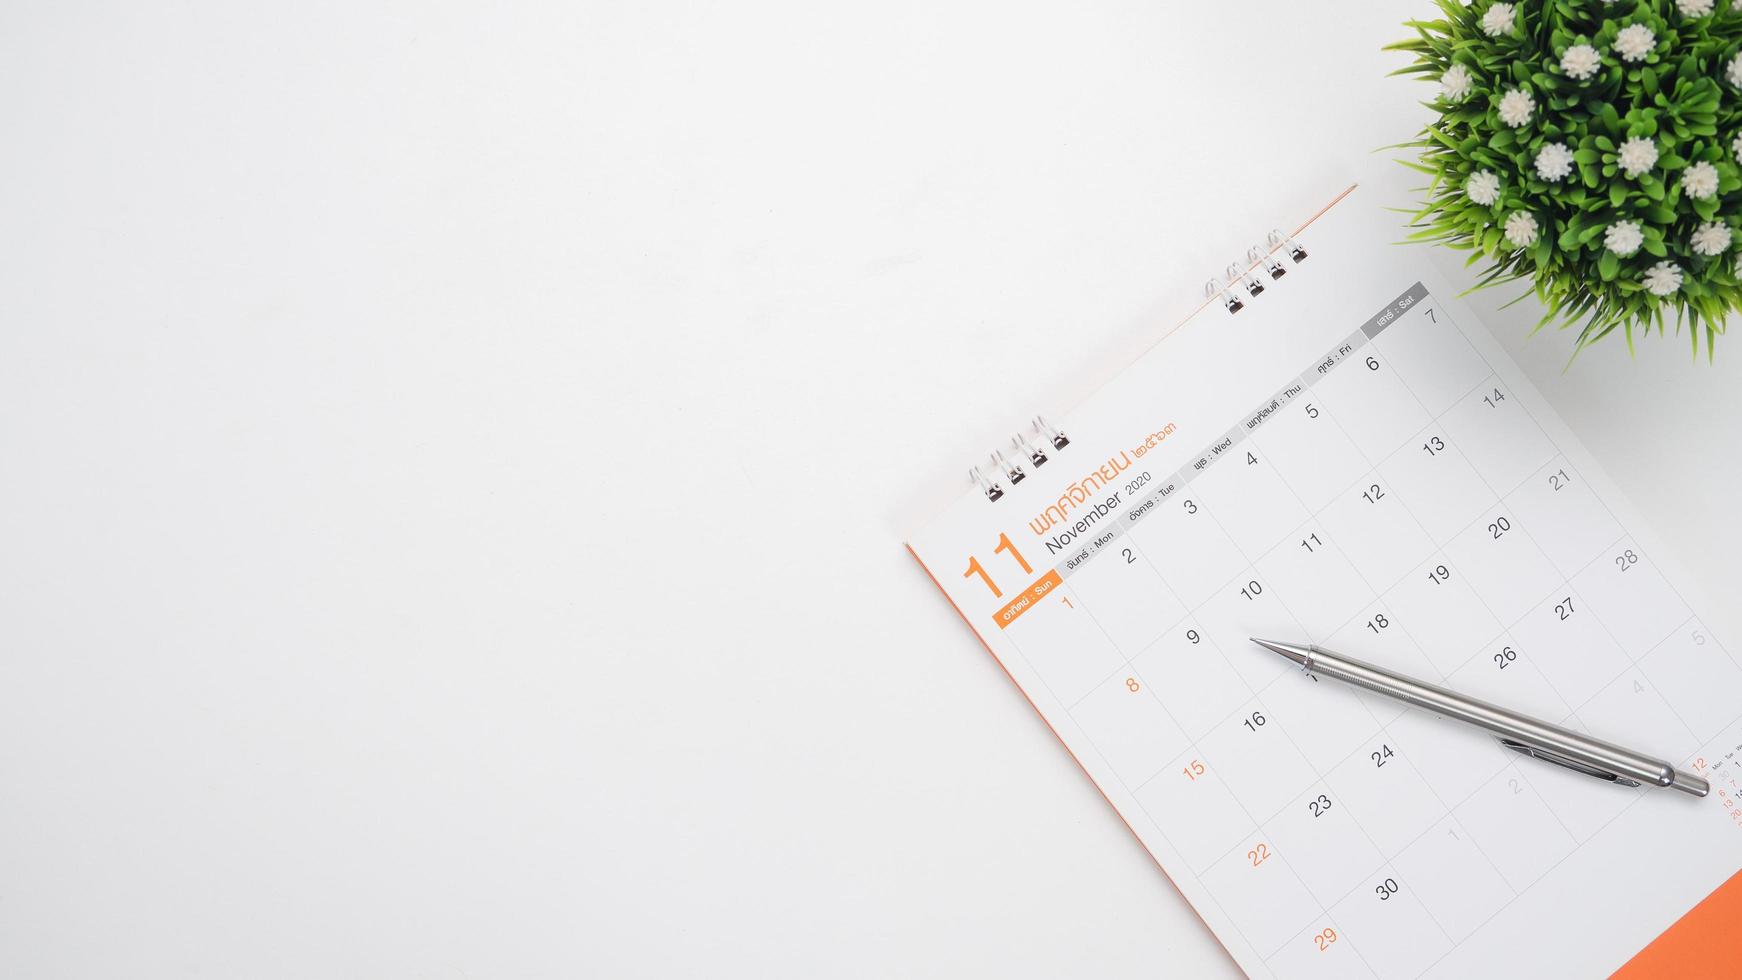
[3,2,1739,977]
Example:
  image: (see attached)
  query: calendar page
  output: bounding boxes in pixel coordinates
[907,186,1742,979]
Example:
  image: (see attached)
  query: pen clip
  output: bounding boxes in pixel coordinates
[1496,738,1641,788]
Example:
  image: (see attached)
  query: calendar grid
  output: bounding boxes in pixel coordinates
[1237,381,1482,960]
[1049,287,1540,968]
[999,536,1336,972]
[1296,336,1610,878]
[988,280,1742,978]
[1196,551,1475,963]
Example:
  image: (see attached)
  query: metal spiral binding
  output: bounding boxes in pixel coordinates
[973,416,1069,502]
[1211,227,1310,315]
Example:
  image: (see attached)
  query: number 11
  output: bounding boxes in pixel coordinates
[963,532,1033,598]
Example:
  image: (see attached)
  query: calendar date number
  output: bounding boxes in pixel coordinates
[962,532,1033,599]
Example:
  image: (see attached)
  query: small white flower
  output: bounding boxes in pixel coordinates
[1614,24,1656,62]
[1498,88,1536,127]
[1729,52,1742,89]
[1691,221,1732,256]
[1440,63,1475,101]
[1605,220,1645,256]
[1683,160,1721,199]
[1503,211,1539,248]
[1466,170,1502,206]
[1732,132,1742,166]
[1678,0,1715,15]
[1617,136,1658,178]
[1560,44,1602,80]
[1643,260,1684,296]
[1535,142,1575,182]
[1481,2,1517,36]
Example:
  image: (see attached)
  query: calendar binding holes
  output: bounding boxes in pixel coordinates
[1207,229,1312,315]
[972,416,1072,502]
[972,222,1315,503]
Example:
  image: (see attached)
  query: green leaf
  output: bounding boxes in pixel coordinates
[1381,8,1738,355]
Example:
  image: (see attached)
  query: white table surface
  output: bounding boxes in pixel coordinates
[4,3,1740,977]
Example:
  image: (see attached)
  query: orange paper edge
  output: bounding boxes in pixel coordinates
[1611,868,1742,979]
[904,543,1241,970]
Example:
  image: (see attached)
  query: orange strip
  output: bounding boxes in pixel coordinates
[993,570,1063,629]
[905,544,1241,973]
[1611,868,1742,979]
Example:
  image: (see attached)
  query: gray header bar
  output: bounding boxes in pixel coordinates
[1361,281,1429,339]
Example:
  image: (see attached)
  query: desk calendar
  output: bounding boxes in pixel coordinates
[907,186,1742,979]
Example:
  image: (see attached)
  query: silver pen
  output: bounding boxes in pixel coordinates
[1251,638,1708,797]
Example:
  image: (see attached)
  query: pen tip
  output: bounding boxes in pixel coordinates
[1250,637,1312,665]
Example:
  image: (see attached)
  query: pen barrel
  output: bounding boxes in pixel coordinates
[1306,646,1703,795]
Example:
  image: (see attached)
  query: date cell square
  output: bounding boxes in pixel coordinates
[1310,346,1434,464]
[1198,695,1319,823]
[1570,539,1692,659]
[1515,714,1642,844]
[1440,378,1556,497]
[1262,782,1386,906]
[1445,634,1572,725]
[1002,587,1125,706]
[1203,834,1322,957]
[1510,589,1631,709]
[1249,398,1370,514]
[1370,299,1492,417]
[1385,707,1511,808]
[1504,458,1623,578]
[1134,749,1256,875]
[1069,671,1191,787]
[1376,428,1497,546]
[1253,523,1374,640]
[1126,496,1249,611]
[1383,554,1504,678]
[1196,572,1307,693]
[1639,622,1742,743]
[1441,506,1562,627]
[1266,917,1378,980]
[1065,540,1187,657]
[1579,669,1700,765]
[1131,626,1251,741]
[1329,865,1455,980]
[1453,765,1577,892]
[1316,471,1437,593]
[1257,668,1381,774]
[1324,606,1446,725]
[1189,444,1312,561]
[1392,814,1514,942]
[1326,738,1449,859]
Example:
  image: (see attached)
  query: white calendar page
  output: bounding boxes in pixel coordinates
[907,186,1742,980]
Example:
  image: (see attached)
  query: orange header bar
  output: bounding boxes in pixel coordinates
[994,570,1063,629]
